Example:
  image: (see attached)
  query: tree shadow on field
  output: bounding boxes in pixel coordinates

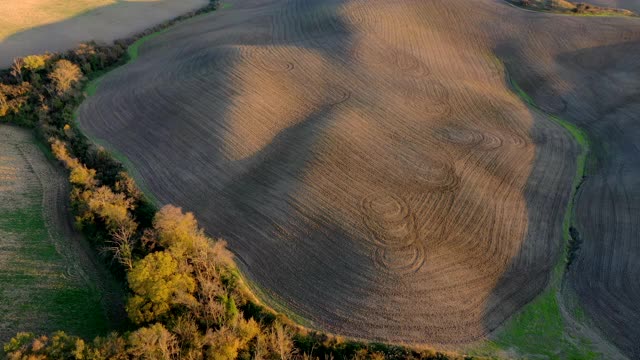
[479,41,581,350]
[484,37,640,358]
[76,0,378,336]
[480,80,578,350]
[549,41,640,359]
[0,0,208,68]
[162,0,379,332]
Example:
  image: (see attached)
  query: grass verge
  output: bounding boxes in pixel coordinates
[74,2,229,208]
[471,66,595,359]
[0,134,109,344]
[73,31,174,206]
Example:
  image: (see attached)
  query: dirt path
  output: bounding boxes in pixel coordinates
[77,0,640,356]
[0,125,125,342]
[0,0,208,68]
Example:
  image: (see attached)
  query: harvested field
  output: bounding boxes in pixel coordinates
[77,0,640,357]
[0,0,208,68]
[0,125,125,342]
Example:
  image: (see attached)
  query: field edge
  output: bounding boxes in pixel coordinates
[469,61,626,359]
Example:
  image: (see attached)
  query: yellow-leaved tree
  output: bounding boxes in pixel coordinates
[49,59,81,94]
[127,323,178,360]
[126,251,197,324]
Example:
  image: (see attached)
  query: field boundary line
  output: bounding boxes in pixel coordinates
[472,60,626,359]
[75,2,227,207]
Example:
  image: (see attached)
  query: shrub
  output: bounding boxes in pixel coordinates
[0,91,7,117]
[22,55,47,72]
[3,332,36,355]
[128,323,179,360]
[49,59,82,94]
[127,251,197,324]
[3,332,86,360]
[0,82,32,120]
[87,333,128,360]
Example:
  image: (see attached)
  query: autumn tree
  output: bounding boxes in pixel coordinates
[127,251,197,324]
[86,333,128,360]
[51,138,83,172]
[0,82,32,117]
[49,59,82,94]
[87,186,135,229]
[70,165,99,189]
[88,187,138,270]
[44,332,86,359]
[3,332,34,358]
[153,205,209,257]
[52,139,137,268]
[203,326,241,360]
[0,91,8,117]
[128,323,179,360]
[115,171,143,201]
[22,55,47,72]
[268,321,295,360]
[3,332,86,360]
[10,58,24,82]
[168,315,205,360]
[151,205,239,328]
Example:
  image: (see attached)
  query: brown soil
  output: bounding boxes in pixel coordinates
[0,0,208,68]
[77,0,640,357]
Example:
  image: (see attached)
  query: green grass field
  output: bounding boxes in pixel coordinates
[0,127,110,344]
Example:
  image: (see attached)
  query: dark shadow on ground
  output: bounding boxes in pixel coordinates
[488,38,640,359]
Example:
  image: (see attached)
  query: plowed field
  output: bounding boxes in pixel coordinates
[77,0,640,357]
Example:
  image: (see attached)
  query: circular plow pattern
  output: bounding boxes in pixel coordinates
[361,192,425,275]
[77,0,640,354]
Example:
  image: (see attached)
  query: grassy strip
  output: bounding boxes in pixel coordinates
[0,138,108,343]
[0,206,108,338]
[511,80,589,273]
[472,66,594,359]
[75,2,230,208]
[127,28,169,61]
[73,30,175,207]
[239,271,315,328]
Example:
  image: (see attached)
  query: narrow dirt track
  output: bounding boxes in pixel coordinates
[78,0,640,355]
